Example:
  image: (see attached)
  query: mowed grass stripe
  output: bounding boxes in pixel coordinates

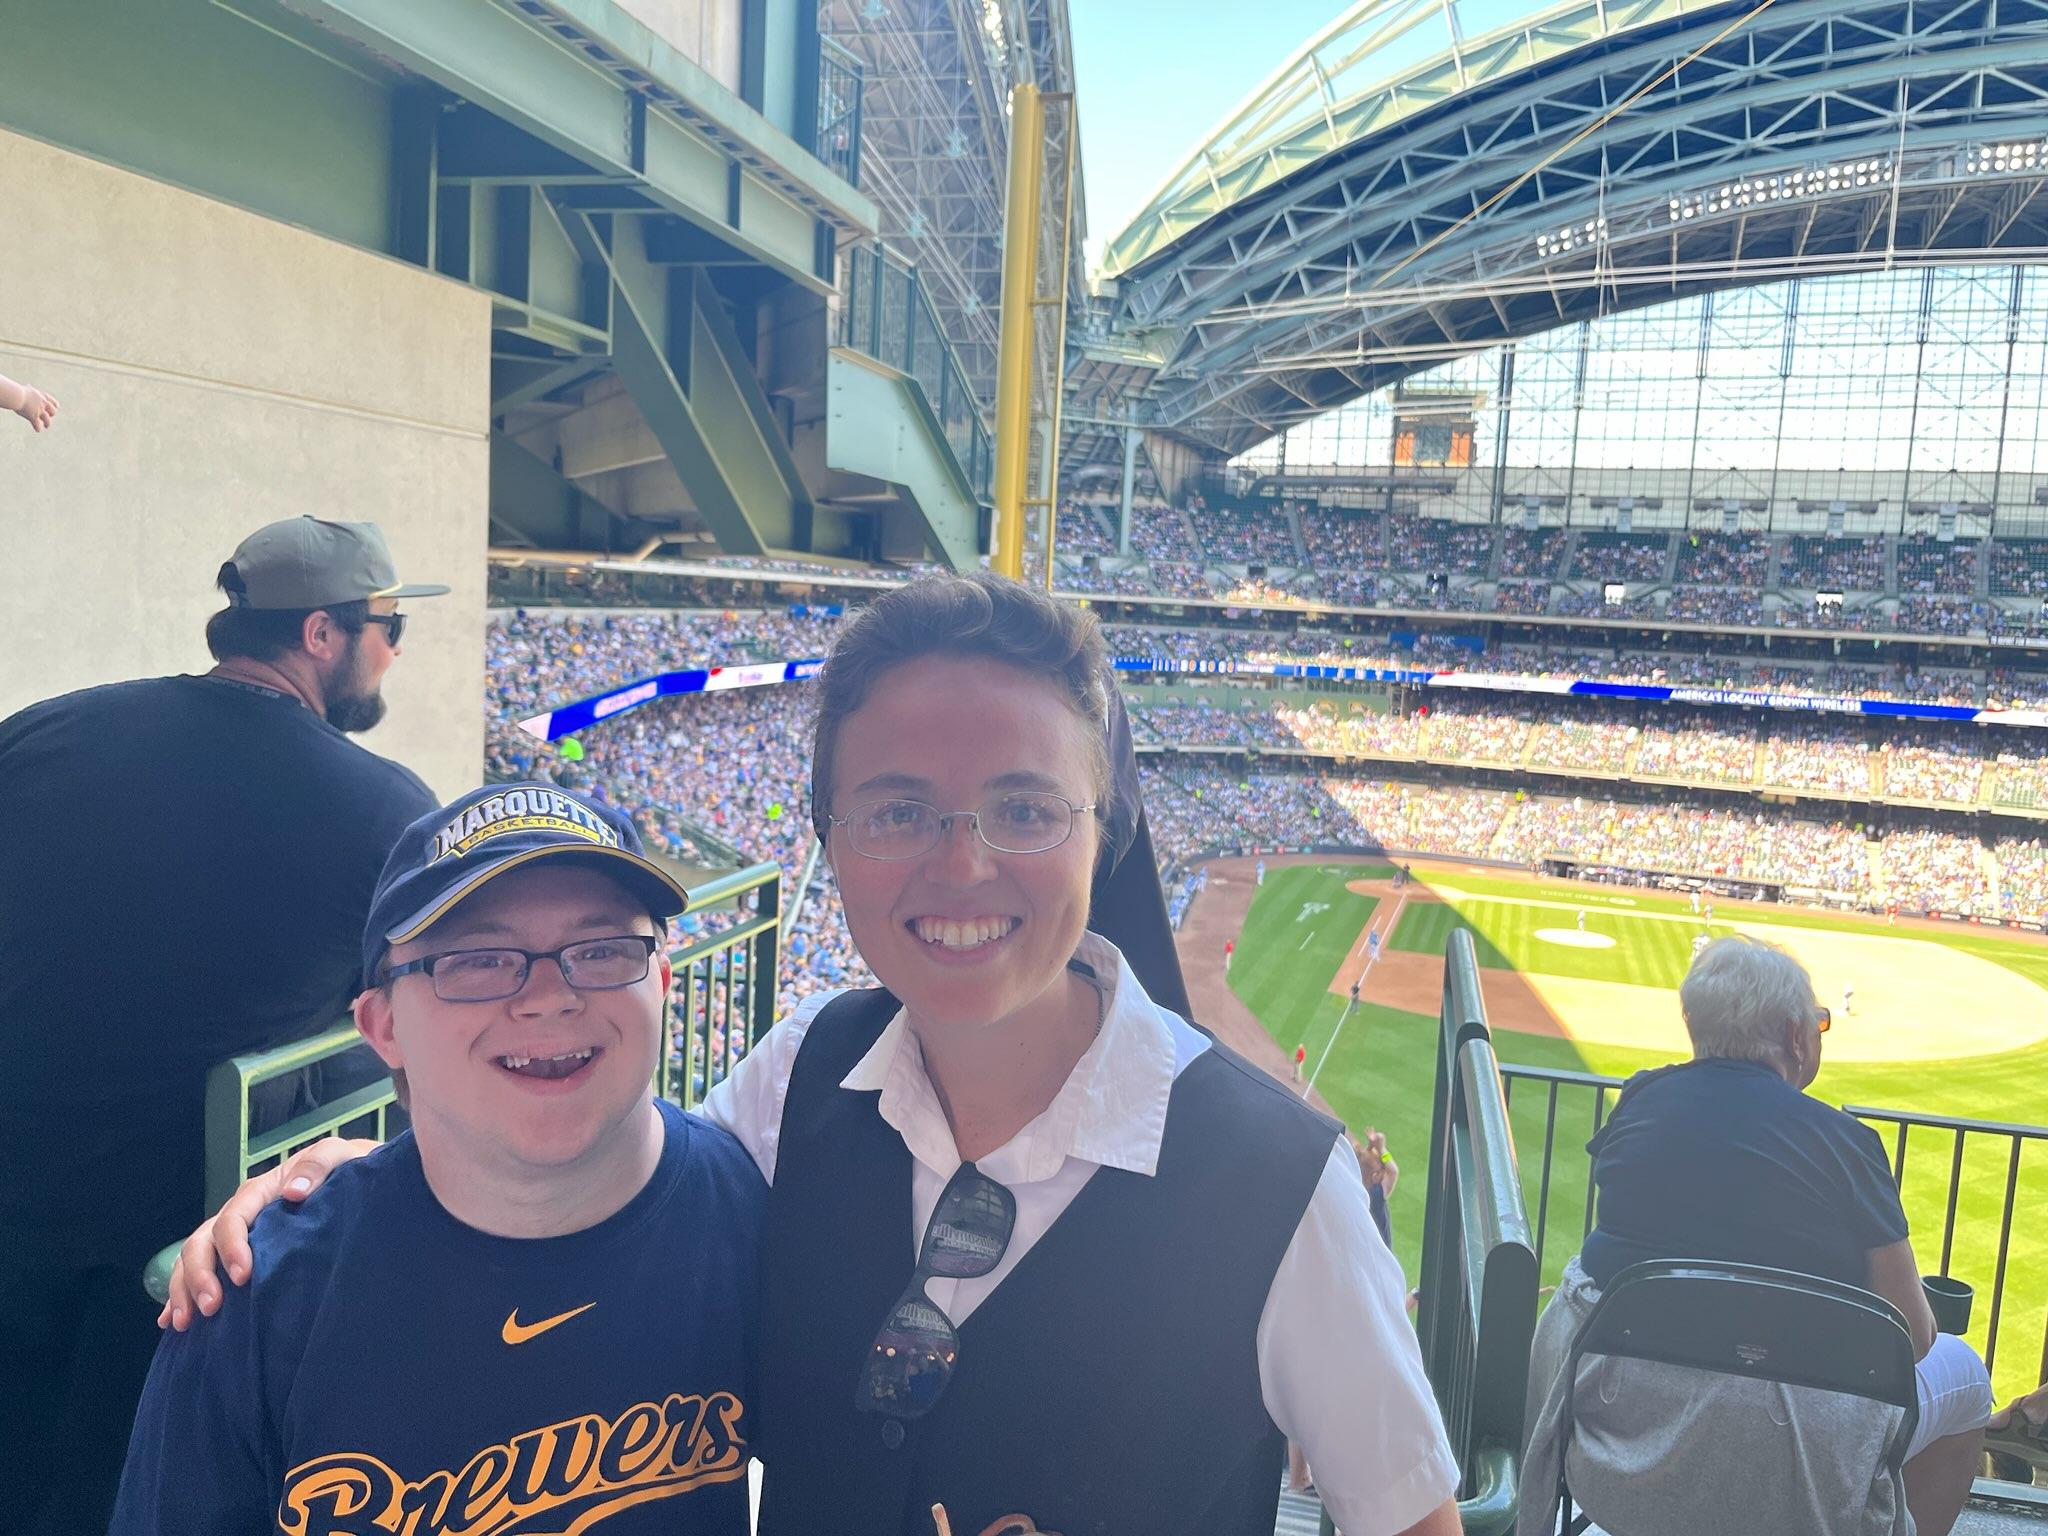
[1396,898,1701,989]
[1428,871,2048,990]
[1229,866,1379,1065]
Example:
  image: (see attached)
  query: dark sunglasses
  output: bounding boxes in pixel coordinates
[855,1162,1016,1420]
[1816,1005,1832,1032]
[361,612,407,646]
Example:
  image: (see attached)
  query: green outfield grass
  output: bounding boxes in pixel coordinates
[1224,860,2048,1400]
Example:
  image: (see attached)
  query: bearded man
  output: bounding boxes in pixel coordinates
[0,515,446,1536]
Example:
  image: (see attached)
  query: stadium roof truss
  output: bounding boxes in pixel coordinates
[823,0,1088,413]
[1093,0,2048,458]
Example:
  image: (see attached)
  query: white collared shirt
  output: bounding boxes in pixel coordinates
[699,932,1459,1536]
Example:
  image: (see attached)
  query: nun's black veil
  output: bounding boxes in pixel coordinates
[1086,689,1192,1019]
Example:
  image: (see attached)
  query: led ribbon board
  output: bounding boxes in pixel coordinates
[517,660,825,741]
[517,656,2048,742]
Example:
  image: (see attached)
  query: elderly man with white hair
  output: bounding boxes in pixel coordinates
[1518,936,1993,1536]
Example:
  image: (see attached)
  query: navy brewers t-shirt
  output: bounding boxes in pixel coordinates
[110,1099,762,1536]
[1579,1057,1909,1291]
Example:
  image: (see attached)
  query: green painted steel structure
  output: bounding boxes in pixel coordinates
[5,0,990,566]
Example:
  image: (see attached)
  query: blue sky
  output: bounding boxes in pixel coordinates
[1070,0,1350,270]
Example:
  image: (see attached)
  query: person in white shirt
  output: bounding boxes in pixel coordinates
[163,573,1459,1536]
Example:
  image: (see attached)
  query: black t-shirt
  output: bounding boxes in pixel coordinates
[1579,1057,1909,1291]
[0,675,434,1270]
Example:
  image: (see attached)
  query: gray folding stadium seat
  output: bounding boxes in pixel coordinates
[1529,1260,1917,1536]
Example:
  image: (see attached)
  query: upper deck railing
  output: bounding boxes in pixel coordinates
[816,36,864,190]
[838,242,994,502]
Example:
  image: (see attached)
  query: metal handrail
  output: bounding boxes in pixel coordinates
[816,36,863,189]
[838,242,993,501]
[1415,927,1539,1534]
[1498,1061,2048,1390]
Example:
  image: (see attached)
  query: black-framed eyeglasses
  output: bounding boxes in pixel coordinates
[826,793,1096,861]
[384,934,660,1003]
[361,612,407,647]
[1816,1005,1832,1033]
[855,1162,1016,1420]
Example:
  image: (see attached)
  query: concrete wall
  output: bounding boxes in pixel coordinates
[616,0,746,99]
[0,128,491,798]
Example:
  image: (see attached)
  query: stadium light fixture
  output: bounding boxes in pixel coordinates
[1535,216,1609,257]
[1968,140,2048,175]
[1667,157,1897,223]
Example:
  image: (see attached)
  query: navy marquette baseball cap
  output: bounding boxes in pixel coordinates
[362,783,690,985]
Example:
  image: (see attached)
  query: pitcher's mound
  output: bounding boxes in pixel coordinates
[1536,928,1616,949]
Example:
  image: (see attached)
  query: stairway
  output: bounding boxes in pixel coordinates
[1559,527,1584,579]
[1274,1480,1323,1536]
[1283,501,1309,565]
[1488,800,1525,859]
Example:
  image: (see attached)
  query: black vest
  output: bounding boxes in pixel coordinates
[756,986,1340,1536]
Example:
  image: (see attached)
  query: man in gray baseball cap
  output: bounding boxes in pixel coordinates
[0,516,447,1536]
[219,515,452,609]
[209,516,450,732]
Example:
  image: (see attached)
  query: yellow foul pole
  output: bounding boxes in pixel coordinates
[991,82,1045,580]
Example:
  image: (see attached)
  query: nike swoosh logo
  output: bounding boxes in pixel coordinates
[501,1302,597,1346]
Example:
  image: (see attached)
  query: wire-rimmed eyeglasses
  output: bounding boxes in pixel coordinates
[825,793,1096,861]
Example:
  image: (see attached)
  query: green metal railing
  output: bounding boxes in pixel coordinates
[816,36,864,190]
[663,862,782,1111]
[143,859,782,1302]
[838,242,993,500]
[1408,927,1539,1536]
[1497,1062,2048,1393]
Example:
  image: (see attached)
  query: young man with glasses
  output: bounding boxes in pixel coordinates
[0,515,446,1536]
[110,783,764,1536]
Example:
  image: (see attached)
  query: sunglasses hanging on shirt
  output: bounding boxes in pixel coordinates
[855,1162,1017,1420]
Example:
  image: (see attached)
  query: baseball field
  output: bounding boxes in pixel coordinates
[1181,854,2048,1401]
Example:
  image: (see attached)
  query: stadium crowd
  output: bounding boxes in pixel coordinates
[1498,527,1568,577]
[1759,718,1873,796]
[1493,579,1551,615]
[1139,765,2039,920]
[1674,532,1771,585]
[1667,587,1767,625]
[1128,499,1202,562]
[1299,505,1384,569]
[1990,539,2048,597]
[1054,499,1119,555]
[1782,534,1887,589]
[484,608,2048,1003]
[1198,499,1302,564]
[1571,533,1670,582]
[1388,513,1493,573]
[1897,538,1981,595]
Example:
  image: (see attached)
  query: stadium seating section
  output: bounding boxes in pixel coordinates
[487,600,2048,1006]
